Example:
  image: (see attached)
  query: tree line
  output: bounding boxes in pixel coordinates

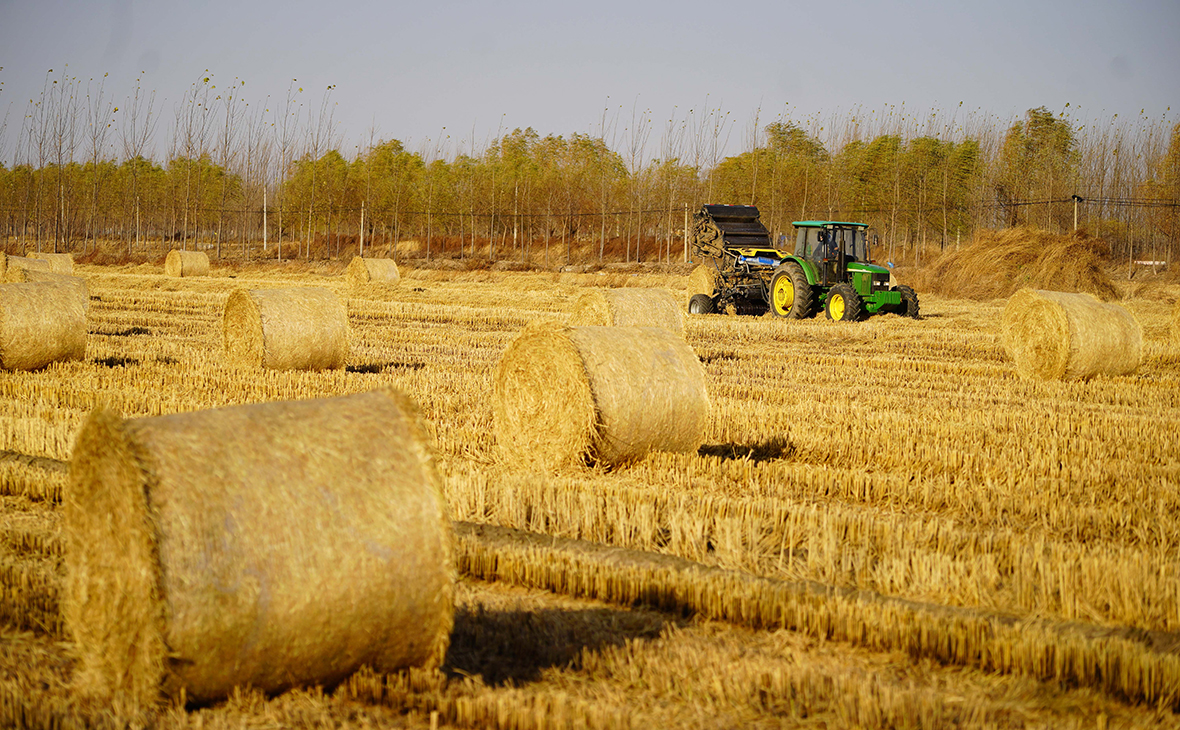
[1,71,1177,266]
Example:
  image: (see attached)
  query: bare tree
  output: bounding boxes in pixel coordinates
[623,98,652,262]
[214,78,244,258]
[240,97,271,258]
[302,84,337,258]
[273,81,303,262]
[175,71,215,249]
[120,75,158,254]
[84,73,116,252]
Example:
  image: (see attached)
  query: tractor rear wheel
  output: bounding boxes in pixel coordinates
[769,263,815,319]
[824,283,863,322]
[688,293,716,315]
[893,285,920,319]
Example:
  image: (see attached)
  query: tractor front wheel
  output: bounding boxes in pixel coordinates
[825,283,863,322]
[688,293,717,315]
[769,264,815,319]
[893,285,920,319]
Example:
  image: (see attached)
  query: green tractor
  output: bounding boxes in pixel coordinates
[688,205,918,321]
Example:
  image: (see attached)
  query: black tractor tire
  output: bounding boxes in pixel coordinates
[893,285,920,319]
[769,263,815,319]
[824,283,863,322]
[688,293,717,315]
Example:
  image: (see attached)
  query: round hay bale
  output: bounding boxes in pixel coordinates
[164,249,210,277]
[494,323,709,470]
[1172,300,1180,343]
[27,252,74,274]
[64,388,454,710]
[224,287,350,371]
[1,254,51,279]
[1001,288,1142,380]
[3,269,89,312]
[568,288,685,335]
[686,264,719,304]
[346,256,401,293]
[0,281,87,370]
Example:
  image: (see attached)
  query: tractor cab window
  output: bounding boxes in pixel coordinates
[830,227,867,261]
[795,228,826,260]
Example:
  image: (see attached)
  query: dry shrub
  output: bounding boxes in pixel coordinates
[164,249,210,277]
[1002,289,1142,380]
[0,281,87,370]
[914,228,1118,301]
[63,389,455,711]
[26,253,74,275]
[686,264,719,302]
[567,288,685,335]
[346,256,400,296]
[223,287,349,370]
[493,323,709,471]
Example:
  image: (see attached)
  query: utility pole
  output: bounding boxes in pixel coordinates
[683,203,688,262]
[1072,194,1083,232]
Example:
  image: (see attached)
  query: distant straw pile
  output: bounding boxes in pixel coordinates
[164,249,210,277]
[27,252,74,274]
[494,323,709,470]
[568,288,685,335]
[346,256,400,295]
[0,281,87,370]
[1002,289,1142,380]
[0,254,51,279]
[914,228,1118,301]
[64,388,455,710]
[224,287,349,370]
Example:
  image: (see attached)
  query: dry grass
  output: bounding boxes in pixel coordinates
[0,256,1177,726]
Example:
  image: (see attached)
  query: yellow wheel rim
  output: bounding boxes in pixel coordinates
[773,276,794,314]
[830,293,845,320]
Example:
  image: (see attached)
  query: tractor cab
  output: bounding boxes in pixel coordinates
[793,221,869,286]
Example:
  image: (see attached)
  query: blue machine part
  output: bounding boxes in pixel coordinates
[738,255,780,267]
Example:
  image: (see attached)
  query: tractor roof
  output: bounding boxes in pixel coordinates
[792,220,868,229]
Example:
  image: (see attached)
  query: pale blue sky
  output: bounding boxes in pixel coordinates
[0,0,1177,163]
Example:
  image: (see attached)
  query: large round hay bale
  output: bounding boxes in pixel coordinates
[27,252,74,274]
[164,249,210,277]
[568,288,685,335]
[224,287,350,370]
[0,281,87,370]
[1172,300,1180,343]
[0,254,51,278]
[3,269,89,312]
[64,388,455,710]
[686,264,719,303]
[494,323,709,470]
[1001,288,1142,380]
[346,256,400,293]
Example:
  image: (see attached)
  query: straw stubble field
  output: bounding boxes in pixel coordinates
[1,259,1178,728]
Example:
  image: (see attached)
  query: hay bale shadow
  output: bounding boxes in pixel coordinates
[92,326,151,337]
[699,436,795,463]
[346,361,426,374]
[445,605,673,686]
[93,356,140,368]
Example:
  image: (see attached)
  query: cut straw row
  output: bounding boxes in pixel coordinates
[454,521,1180,710]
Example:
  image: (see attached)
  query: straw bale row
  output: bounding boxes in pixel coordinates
[0,554,62,635]
[0,454,67,502]
[445,461,1180,633]
[455,521,1180,709]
